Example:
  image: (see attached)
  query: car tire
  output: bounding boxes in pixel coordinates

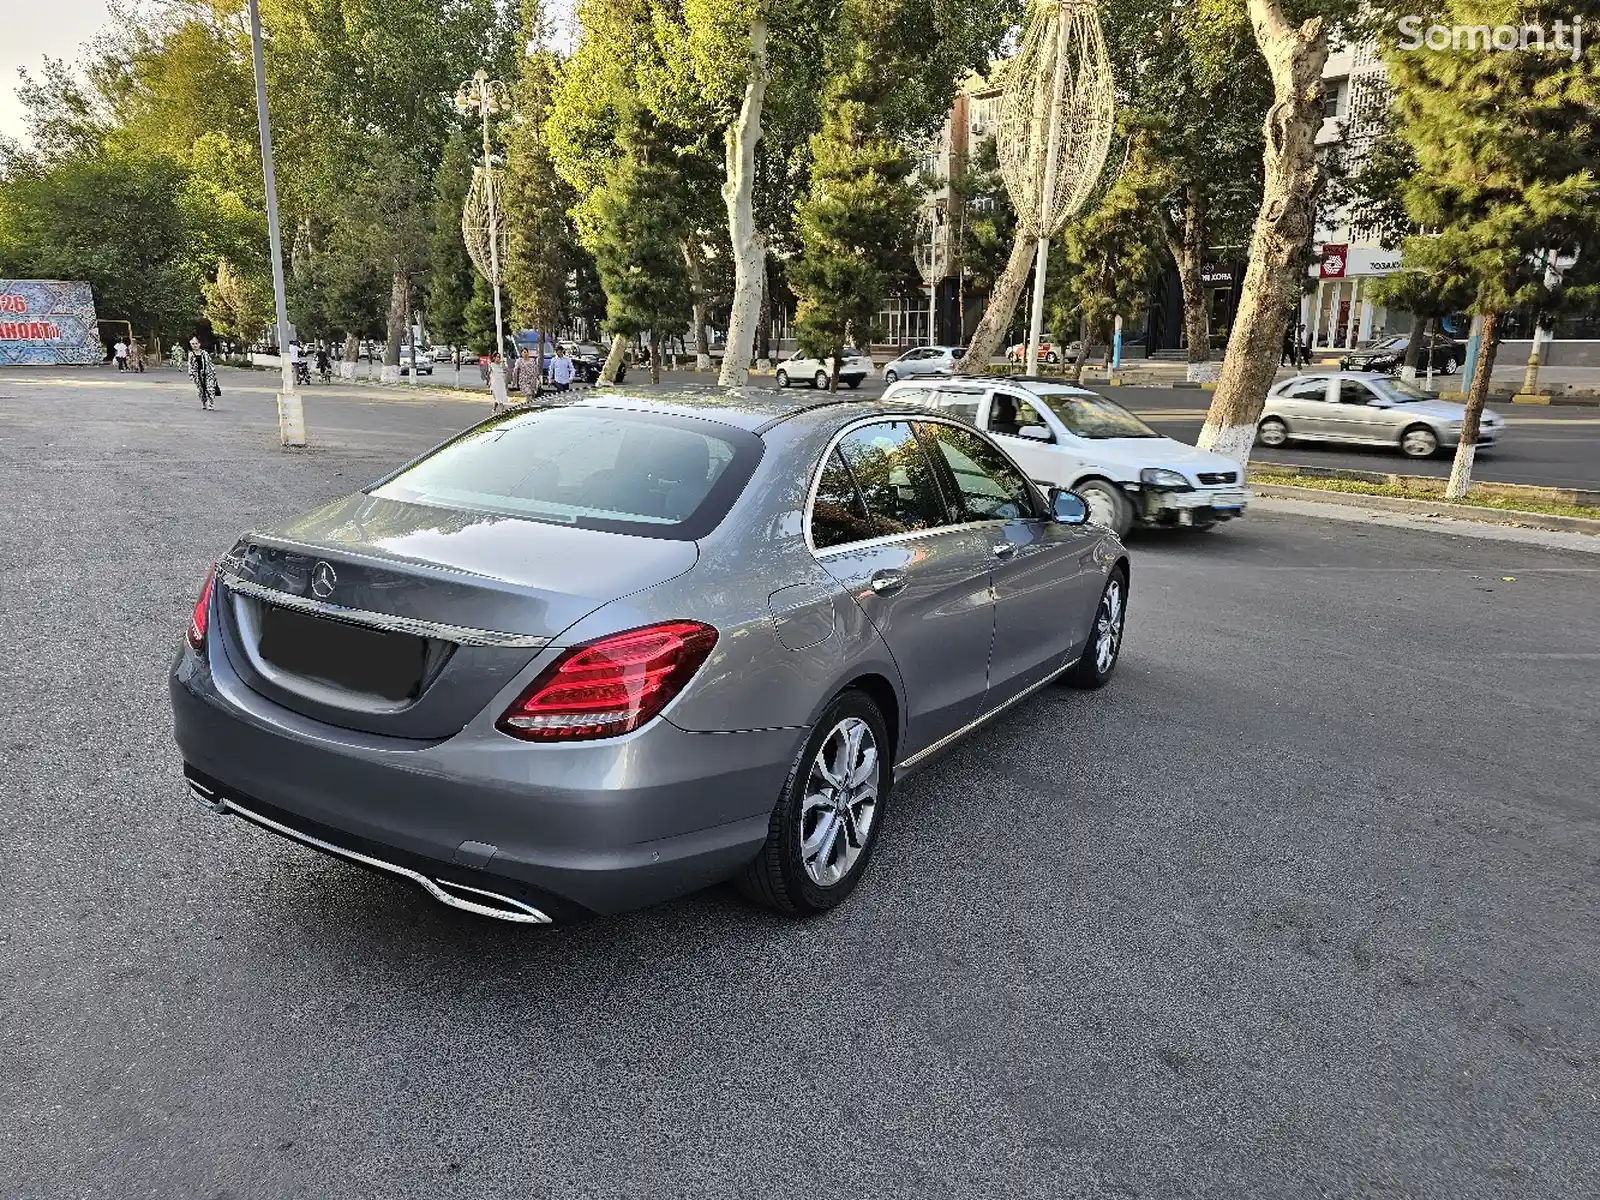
[1064,567,1129,690]
[1441,357,1458,376]
[1400,424,1440,458]
[776,369,789,388]
[884,369,899,384]
[814,370,829,389]
[1075,479,1133,537]
[1257,416,1289,447]
[737,689,891,916]
[1046,351,1060,365]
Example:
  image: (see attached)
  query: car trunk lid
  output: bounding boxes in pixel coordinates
[214,492,697,739]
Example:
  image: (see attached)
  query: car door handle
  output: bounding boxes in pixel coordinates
[992,542,1016,559]
[869,570,906,595]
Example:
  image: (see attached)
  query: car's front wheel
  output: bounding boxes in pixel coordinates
[1065,567,1129,689]
[814,370,829,389]
[738,690,890,916]
[775,369,789,388]
[1401,424,1440,458]
[1257,416,1289,447]
[1076,479,1133,537]
[1440,356,1458,376]
[884,369,899,384]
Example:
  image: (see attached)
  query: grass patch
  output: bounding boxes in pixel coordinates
[1250,472,1599,521]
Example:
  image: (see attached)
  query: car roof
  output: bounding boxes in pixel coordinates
[1278,371,1389,382]
[548,386,837,431]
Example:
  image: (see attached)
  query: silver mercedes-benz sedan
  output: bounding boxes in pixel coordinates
[171,391,1129,924]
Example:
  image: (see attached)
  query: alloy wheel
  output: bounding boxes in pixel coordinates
[1258,418,1288,447]
[1402,427,1438,457]
[799,717,879,888]
[1095,578,1126,674]
[1081,485,1119,528]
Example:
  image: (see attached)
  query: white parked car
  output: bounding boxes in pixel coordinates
[775,347,871,390]
[883,376,1248,535]
[398,347,433,376]
[882,345,966,384]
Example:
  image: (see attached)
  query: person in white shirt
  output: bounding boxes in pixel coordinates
[550,345,576,392]
[112,339,128,371]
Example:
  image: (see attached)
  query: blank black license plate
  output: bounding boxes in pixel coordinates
[258,603,426,702]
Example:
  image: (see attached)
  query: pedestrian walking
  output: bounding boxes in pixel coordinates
[550,344,575,394]
[113,338,128,371]
[187,337,219,410]
[514,348,540,404]
[488,352,509,414]
[1298,324,1311,367]
[479,354,491,386]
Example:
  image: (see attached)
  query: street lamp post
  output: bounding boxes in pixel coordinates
[455,70,509,362]
[246,0,304,447]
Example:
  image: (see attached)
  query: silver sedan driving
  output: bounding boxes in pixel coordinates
[1260,372,1503,459]
[171,392,1129,924]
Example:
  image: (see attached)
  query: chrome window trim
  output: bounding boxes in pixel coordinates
[802,412,1033,556]
[216,566,551,649]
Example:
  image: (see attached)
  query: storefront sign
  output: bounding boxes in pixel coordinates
[1200,265,1235,284]
[0,280,102,366]
[1318,245,1348,279]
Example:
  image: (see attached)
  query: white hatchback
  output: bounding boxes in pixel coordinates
[883,377,1248,534]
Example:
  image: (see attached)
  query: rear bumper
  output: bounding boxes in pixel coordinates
[170,646,796,919]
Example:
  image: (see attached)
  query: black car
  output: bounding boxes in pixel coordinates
[1341,333,1465,376]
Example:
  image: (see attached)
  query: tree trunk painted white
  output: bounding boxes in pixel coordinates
[380,272,406,385]
[599,330,627,384]
[1196,0,1328,468]
[1399,312,1427,382]
[718,14,769,388]
[1446,309,1499,498]
[1521,316,1544,395]
[339,331,358,379]
[954,230,1036,375]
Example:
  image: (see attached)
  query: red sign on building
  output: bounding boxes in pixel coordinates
[1319,244,1349,279]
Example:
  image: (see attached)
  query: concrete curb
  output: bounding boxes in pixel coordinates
[1249,460,1600,509]
[1251,483,1600,536]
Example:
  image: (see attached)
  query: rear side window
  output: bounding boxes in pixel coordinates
[370,407,760,540]
[808,421,952,549]
[810,450,877,549]
[930,388,983,425]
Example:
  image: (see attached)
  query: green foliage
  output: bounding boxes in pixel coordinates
[426,131,480,348]
[949,134,1015,301]
[0,149,202,333]
[464,272,500,354]
[505,2,577,336]
[588,147,693,357]
[1047,144,1162,346]
[204,256,274,342]
[792,35,920,365]
[1385,0,1600,320]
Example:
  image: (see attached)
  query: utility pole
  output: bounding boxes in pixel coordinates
[246,0,304,446]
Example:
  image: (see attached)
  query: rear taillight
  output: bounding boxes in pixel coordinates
[187,565,216,651]
[497,620,718,742]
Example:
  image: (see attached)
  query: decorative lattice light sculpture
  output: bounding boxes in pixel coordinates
[462,164,509,285]
[454,70,510,356]
[996,0,1116,373]
[914,205,951,345]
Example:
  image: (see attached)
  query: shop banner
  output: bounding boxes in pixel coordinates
[0,280,103,366]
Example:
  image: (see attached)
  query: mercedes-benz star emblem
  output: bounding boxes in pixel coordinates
[310,561,337,599]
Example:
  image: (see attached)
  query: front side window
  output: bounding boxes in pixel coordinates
[987,393,1055,441]
[370,407,756,540]
[920,423,1036,521]
[1338,379,1383,405]
[835,422,949,535]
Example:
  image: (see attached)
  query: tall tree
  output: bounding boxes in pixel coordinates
[505,0,576,361]
[1385,0,1600,496]
[425,130,480,353]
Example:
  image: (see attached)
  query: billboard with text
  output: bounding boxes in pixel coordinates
[0,280,103,366]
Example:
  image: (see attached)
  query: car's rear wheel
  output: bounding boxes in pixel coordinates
[738,690,889,916]
[1401,424,1439,458]
[1065,567,1129,689]
[1257,416,1289,447]
[814,370,829,389]
[1046,351,1060,365]
[1440,357,1458,376]
[1076,479,1133,537]
[776,369,789,388]
[884,369,899,384]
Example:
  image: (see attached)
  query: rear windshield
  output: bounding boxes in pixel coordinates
[370,405,762,540]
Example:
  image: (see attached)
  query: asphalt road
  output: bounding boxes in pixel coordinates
[408,362,1600,491]
[3,370,1599,1199]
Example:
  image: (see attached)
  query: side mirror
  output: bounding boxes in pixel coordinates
[1019,425,1051,441]
[1050,488,1088,525]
